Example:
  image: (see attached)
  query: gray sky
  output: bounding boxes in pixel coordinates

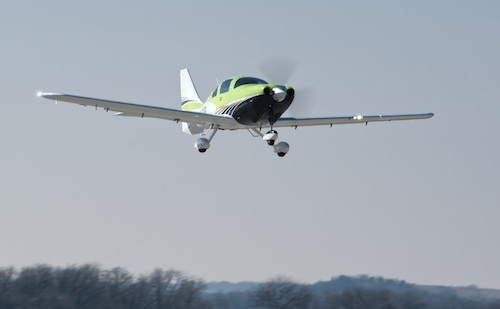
[1,1,499,289]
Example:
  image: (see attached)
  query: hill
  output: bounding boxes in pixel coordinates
[205,275,500,308]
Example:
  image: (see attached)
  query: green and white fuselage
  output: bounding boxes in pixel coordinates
[181,70,294,131]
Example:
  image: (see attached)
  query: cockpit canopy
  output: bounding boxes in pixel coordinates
[234,77,268,88]
[211,77,268,97]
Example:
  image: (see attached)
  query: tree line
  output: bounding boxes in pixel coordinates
[1,265,499,308]
[0,264,204,309]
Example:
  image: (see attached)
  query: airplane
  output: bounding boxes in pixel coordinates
[37,69,433,157]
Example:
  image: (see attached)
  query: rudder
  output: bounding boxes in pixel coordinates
[180,69,205,135]
[180,69,203,111]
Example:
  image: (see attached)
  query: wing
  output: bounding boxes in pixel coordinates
[273,113,434,128]
[37,92,239,129]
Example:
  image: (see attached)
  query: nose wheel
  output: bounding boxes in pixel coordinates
[263,130,278,145]
[251,128,290,157]
[274,141,290,157]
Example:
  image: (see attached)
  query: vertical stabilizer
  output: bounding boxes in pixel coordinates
[180,69,203,111]
[180,69,205,135]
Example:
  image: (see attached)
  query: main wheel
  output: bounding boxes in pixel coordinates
[195,137,210,153]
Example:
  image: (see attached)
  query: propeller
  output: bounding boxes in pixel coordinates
[258,56,316,117]
[258,56,297,85]
[288,86,316,117]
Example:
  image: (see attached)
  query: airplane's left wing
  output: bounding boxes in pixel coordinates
[37,93,239,129]
[273,113,434,128]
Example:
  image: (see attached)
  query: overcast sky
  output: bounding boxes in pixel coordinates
[1,1,499,289]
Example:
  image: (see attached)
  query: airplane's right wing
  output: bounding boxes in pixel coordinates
[38,92,240,129]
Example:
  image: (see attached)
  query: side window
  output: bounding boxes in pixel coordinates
[220,79,232,94]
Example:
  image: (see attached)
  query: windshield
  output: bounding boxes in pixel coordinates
[234,77,268,88]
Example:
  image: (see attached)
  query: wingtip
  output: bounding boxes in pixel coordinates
[37,92,61,99]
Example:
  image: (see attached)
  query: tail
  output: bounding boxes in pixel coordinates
[180,69,203,111]
[180,69,205,135]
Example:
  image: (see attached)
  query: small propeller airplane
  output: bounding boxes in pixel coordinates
[38,69,433,157]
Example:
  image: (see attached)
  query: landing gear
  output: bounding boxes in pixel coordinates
[194,125,218,153]
[274,141,290,157]
[195,138,210,152]
[258,108,289,156]
[263,130,278,145]
[250,128,290,157]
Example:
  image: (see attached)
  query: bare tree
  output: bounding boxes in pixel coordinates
[101,267,134,308]
[55,264,104,308]
[251,276,313,309]
[0,267,17,308]
[146,268,206,309]
[15,264,59,308]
